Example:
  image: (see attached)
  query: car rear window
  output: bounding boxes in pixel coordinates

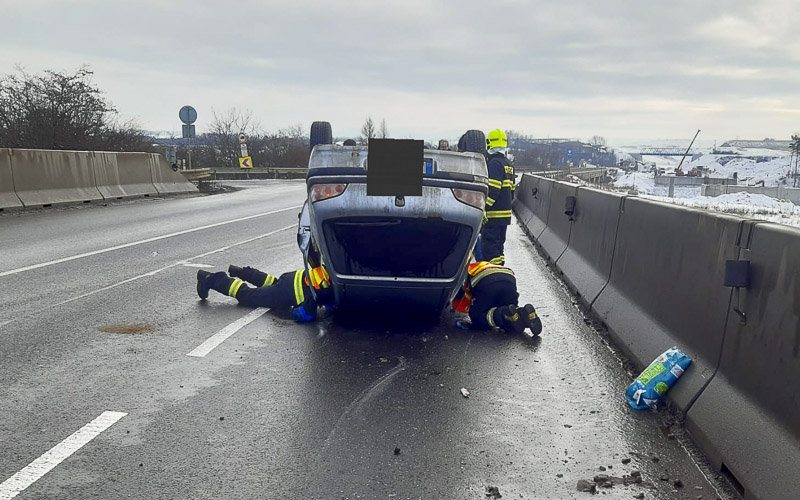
[322,217,472,278]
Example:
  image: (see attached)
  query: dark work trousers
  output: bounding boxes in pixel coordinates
[469,275,519,330]
[224,271,304,309]
[481,224,508,265]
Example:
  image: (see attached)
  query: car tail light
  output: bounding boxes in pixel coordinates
[310,183,347,203]
[452,188,485,210]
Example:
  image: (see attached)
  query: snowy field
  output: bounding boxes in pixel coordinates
[604,147,800,229]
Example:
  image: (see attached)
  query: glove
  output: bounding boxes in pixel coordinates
[291,306,317,322]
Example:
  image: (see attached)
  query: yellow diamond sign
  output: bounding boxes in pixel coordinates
[239,156,253,169]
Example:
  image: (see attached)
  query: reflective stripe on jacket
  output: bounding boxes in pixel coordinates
[485,153,515,225]
[451,262,515,313]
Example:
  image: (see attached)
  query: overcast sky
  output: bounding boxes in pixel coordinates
[2,0,799,146]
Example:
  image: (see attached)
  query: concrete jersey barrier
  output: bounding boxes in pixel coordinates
[591,197,741,412]
[556,187,625,306]
[686,221,800,500]
[537,181,578,261]
[515,174,553,239]
[513,178,800,499]
[149,154,197,194]
[0,148,23,209]
[511,174,536,227]
[95,152,158,198]
[10,149,104,206]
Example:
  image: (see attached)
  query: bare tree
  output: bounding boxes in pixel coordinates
[0,66,150,151]
[379,118,389,139]
[590,135,607,148]
[360,117,375,144]
[201,107,261,167]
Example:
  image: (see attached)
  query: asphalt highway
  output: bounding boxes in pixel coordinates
[0,181,734,499]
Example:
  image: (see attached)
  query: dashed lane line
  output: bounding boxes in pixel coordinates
[0,225,295,329]
[0,411,127,500]
[0,205,302,278]
[187,307,270,357]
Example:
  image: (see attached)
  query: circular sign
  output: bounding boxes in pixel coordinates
[179,105,197,125]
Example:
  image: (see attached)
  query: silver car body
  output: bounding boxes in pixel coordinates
[298,145,488,314]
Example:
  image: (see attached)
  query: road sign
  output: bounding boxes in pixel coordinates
[240,144,249,157]
[239,157,253,169]
[182,124,195,139]
[239,133,247,144]
[567,148,573,158]
[179,106,197,125]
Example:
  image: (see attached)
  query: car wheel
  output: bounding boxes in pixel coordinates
[310,121,333,152]
[459,129,486,154]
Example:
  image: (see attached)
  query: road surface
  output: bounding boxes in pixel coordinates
[0,180,733,499]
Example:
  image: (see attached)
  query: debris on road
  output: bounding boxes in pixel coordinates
[394,447,401,455]
[622,458,632,464]
[633,493,644,499]
[485,485,502,498]
[577,479,596,493]
[625,347,692,410]
[673,479,684,488]
[461,388,470,398]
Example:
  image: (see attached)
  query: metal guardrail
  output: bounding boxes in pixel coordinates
[179,168,211,181]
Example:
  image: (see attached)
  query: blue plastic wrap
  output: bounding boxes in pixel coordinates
[625,347,692,410]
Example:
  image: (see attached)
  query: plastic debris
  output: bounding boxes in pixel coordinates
[626,347,692,410]
[460,388,470,398]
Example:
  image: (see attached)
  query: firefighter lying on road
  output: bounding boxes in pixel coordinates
[452,260,542,336]
[196,263,334,322]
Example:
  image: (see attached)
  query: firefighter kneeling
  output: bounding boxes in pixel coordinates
[196,264,334,322]
[452,261,542,335]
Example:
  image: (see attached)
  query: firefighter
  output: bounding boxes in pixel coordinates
[482,128,515,265]
[196,263,334,322]
[452,260,542,335]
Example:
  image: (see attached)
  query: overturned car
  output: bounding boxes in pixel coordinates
[297,122,488,316]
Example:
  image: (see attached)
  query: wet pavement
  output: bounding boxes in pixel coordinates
[0,180,733,499]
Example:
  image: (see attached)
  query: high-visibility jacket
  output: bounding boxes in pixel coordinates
[485,153,515,226]
[294,266,333,306]
[452,261,515,313]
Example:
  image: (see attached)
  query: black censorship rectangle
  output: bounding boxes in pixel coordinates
[367,139,423,196]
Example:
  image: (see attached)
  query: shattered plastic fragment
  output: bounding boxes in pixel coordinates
[460,388,470,398]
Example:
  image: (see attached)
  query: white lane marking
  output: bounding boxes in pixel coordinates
[181,263,214,268]
[0,225,295,329]
[0,205,301,277]
[0,411,127,500]
[187,308,269,358]
[50,225,295,310]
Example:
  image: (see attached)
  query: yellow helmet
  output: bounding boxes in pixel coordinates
[486,129,507,149]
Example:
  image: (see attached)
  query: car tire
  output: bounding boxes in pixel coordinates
[459,129,486,154]
[310,121,333,152]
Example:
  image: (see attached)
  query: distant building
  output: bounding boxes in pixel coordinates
[720,139,791,151]
[510,138,616,169]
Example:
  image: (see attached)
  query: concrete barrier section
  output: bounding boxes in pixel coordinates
[537,181,578,261]
[686,221,800,500]
[10,149,104,206]
[149,153,197,194]
[591,197,741,411]
[519,175,553,239]
[512,174,536,227]
[0,148,23,209]
[556,187,625,305]
[94,152,158,198]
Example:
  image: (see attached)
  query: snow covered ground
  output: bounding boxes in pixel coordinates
[603,147,800,229]
[640,191,800,229]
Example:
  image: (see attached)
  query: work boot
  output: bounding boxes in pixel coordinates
[197,270,243,300]
[521,304,543,336]
[228,265,273,287]
[197,270,212,299]
[500,305,527,334]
